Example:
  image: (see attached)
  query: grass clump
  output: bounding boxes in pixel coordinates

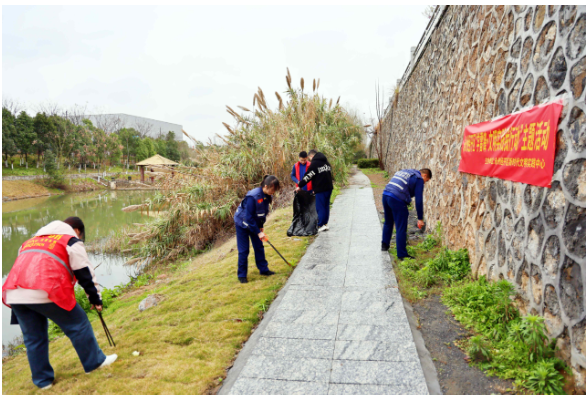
[390,222,469,301]
[443,276,568,395]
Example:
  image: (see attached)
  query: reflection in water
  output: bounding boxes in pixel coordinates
[2,190,156,348]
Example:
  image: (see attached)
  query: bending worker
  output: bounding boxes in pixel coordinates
[296,149,333,232]
[2,217,117,390]
[234,175,281,283]
[381,168,433,260]
[291,151,312,192]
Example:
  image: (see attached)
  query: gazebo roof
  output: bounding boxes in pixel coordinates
[136,154,179,166]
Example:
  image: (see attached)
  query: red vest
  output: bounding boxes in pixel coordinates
[2,234,77,311]
[295,162,312,191]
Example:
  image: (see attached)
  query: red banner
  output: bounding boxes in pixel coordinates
[458,99,563,188]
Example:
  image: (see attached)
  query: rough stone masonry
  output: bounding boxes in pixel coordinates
[376,5,586,391]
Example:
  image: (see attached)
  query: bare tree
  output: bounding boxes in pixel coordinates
[65,103,89,126]
[2,97,24,116]
[92,114,122,133]
[422,5,436,19]
[36,100,62,116]
[134,118,154,138]
[372,82,387,170]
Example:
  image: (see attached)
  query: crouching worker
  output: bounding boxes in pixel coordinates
[381,168,432,260]
[2,217,117,390]
[234,175,281,283]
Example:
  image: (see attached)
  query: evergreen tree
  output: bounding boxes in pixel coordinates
[43,149,64,187]
[137,138,156,161]
[165,131,181,162]
[2,108,18,163]
[33,112,54,159]
[118,127,140,165]
[14,111,37,162]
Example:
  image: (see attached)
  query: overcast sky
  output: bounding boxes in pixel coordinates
[3,5,430,145]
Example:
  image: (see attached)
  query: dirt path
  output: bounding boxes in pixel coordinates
[413,295,513,395]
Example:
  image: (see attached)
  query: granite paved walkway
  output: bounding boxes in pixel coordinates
[219,170,428,395]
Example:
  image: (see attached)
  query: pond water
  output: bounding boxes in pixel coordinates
[2,190,155,349]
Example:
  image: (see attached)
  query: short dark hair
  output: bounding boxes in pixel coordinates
[260,175,281,191]
[308,149,317,156]
[299,151,308,158]
[64,216,85,241]
[420,168,432,179]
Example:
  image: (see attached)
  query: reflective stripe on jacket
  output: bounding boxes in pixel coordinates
[2,234,77,311]
[384,169,423,204]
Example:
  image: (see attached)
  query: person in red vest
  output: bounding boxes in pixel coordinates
[290,151,313,192]
[2,217,117,390]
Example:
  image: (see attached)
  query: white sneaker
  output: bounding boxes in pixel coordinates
[318,225,328,233]
[87,354,118,374]
[40,384,53,390]
[99,354,118,369]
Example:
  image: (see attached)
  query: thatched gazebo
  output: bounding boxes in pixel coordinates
[136,154,179,183]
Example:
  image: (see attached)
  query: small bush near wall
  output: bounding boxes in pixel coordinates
[357,158,380,168]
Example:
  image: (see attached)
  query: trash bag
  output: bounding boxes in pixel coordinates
[287,191,318,236]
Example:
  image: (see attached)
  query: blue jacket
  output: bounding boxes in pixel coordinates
[234,187,271,234]
[383,169,424,220]
[291,163,311,191]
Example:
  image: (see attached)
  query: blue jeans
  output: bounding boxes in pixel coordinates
[236,225,270,278]
[11,303,106,388]
[382,194,409,259]
[315,190,332,227]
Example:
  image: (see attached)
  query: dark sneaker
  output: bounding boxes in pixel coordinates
[238,277,248,283]
[399,255,416,261]
[260,270,275,276]
[381,243,390,251]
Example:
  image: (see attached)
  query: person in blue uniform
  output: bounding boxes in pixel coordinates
[233,175,281,283]
[381,168,432,260]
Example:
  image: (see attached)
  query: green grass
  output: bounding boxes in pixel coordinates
[387,222,568,395]
[359,167,387,176]
[444,278,569,395]
[1,207,314,395]
[330,184,341,207]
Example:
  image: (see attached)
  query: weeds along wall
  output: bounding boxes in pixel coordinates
[378,5,586,390]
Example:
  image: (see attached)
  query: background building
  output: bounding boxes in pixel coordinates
[85,113,186,142]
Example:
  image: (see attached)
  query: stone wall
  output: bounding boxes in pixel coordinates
[379,5,586,391]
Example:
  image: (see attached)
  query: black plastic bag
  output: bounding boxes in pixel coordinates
[287,191,318,236]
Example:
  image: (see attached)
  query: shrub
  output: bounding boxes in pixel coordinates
[521,360,565,395]
[443,276,567,394]
[352,149,367,162]
[43,150,65,188]
[467,335,491,361]
[357,158,380,168]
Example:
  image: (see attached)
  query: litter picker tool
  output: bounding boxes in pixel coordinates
[262,237,293,268]
[96,311,116,347]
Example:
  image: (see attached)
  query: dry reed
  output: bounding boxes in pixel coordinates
[121,69,363,262]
